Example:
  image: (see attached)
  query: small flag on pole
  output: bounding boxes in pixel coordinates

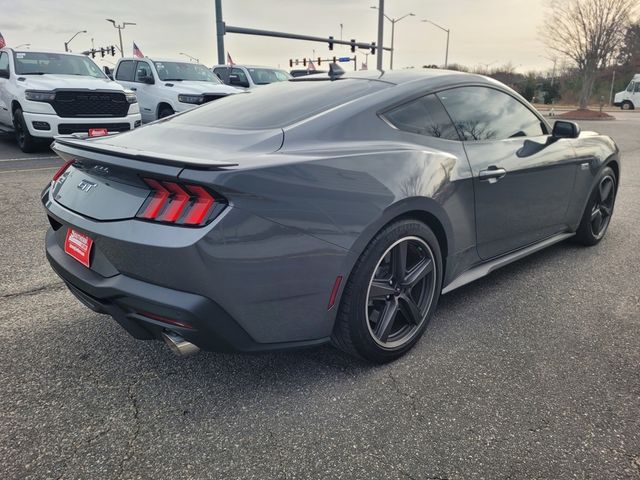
[308,60,316,72]
[0,32,6,49]
[133,42,144,58]
[227,52,235,65]
[361,62,368,71]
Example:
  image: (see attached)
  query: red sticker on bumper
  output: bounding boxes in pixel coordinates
[64,228,93,267]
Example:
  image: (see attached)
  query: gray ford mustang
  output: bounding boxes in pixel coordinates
[42,69,620,363]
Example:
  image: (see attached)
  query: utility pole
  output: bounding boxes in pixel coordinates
[609,68,616,105]
[376,0,384,70]
[215,0,225,65]
[106,19,136,57]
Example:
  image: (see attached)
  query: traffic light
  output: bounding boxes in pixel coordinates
[332,56,337,63]
[100,48,105,58]
[370,42,376,55]
[110,46,116,56]
[350,40,356,53]
[303,58,307,67]
[91,50,96,58]
[328,35,334,51]
[289,59,293,68]
[317,57,321,65]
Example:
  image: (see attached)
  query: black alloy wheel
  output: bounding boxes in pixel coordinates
[589,175,615,238]
[366,236,437,349]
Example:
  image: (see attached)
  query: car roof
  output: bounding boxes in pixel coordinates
[3,48,88,58]
[119,57,203,63]
[212,65,289,69]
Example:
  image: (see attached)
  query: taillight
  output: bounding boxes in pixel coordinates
[52,159,76,182]
[136,177,224,226]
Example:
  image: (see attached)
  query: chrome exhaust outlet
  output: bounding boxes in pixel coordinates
[162,331,200,357]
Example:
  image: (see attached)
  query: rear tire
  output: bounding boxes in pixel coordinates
[574,167,617,246]
[13,108,40,153]
[331,219,443,363]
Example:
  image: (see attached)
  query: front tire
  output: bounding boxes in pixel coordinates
[574,167,617,246]
[158,105,174,119]
[332,219,443,363]
[621,101,634,110]
[13,108,40,153]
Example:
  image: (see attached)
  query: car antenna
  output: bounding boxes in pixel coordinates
[329,63,345,81]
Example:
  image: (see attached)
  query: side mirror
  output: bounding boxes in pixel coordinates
[0,69,9,79]
[552,120,580,139]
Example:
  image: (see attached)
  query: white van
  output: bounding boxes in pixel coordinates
[613,74,640,110]
[114,58,239,122]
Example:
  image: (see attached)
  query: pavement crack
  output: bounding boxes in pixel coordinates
[0,281,64,300]
[118,380,142,476]
[387,371,424,423]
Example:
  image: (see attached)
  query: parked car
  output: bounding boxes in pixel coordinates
[114,58,239,122]
[43,70,620,363]
[212,65,291,89]
[0,48,141,152]
[613,73,640,110]
[290,69,327,78]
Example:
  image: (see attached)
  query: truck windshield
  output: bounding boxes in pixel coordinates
[13,51,105,78]
[153,61,221,83]
[247,68,291,85]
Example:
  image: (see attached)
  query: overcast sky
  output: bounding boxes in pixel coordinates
[4,0,555,72]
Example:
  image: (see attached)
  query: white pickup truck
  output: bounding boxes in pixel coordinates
[0,48,141,152]
[613,73,640,110]
[113,57,239,122]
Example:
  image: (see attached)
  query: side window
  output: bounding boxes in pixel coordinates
[437,86,545,141]
[134,62,153,82]
[383,94,460,140]
[634,82,640,93]
[115,60,135,81]
[213,67,227,81]
[0,52,9,77]
[229,68,249,87]
[626,82,635,93]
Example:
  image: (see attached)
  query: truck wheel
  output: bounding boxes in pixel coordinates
[13,108,40,153]
[621,101,634,110]
[158,106,174,119]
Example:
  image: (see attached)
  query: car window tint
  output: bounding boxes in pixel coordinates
[635,82,640,93]
[115,60,135,81]
[172,79,389,129]
[134,62,152,82]
[627,82,634,92]
[0,52,8,72]
[384,94,460,140]
[437,86,545,141]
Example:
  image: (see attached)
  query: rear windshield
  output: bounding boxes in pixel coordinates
[171,79,388,129]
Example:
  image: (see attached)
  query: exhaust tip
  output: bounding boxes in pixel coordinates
[162,331,200,357]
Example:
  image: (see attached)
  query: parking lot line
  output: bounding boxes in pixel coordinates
[0,156,58,162]
[0,166,58,174]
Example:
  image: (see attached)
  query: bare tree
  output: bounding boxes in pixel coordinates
[542,0,637,109]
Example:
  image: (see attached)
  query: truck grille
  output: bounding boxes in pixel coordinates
[58,123,131,135]
[202,94,228,103]
[52,91,129,118]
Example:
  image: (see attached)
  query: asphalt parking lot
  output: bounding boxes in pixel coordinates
[1,114,639,480]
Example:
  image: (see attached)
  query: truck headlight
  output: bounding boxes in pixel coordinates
[25,90,56,102]
[178,94,204,104]
[125,91,138,104]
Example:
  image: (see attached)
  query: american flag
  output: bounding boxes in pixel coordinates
[361,62,368,71]
[133,42,144,58]
[0,32,6,49]
[227,52,235,65]
[308,60,316,72]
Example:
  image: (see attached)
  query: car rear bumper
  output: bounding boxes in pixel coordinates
[23,111,142,138]
[45,227,330,352]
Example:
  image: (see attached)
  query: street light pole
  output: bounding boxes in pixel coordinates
[372,6,414,70]
[64,30,87,53]
[422,20,450,68]
[179,52,200,63]
[106,19,136,57]
[376,0,384,70]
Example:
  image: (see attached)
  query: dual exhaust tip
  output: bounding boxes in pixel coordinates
[162,331,200,357]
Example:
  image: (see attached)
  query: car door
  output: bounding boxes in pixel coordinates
[132,61,157,122]
[437,86,578,260]
[114,59,137,110]
[0,52,11,127]
[632,80,640,107]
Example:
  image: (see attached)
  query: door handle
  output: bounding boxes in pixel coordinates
[130,87,137,91]
[479,167,507,183]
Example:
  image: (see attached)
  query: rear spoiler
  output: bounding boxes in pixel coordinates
[52,135,239,170]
